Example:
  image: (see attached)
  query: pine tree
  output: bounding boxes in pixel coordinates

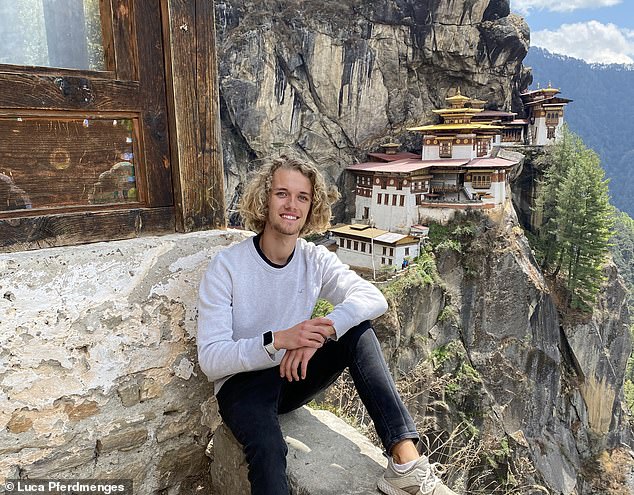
[534,128,614,310]
[534,127,585,270]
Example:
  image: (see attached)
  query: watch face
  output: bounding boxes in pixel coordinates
[263,331,273,346]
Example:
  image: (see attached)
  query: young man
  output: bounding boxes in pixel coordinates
[198,156,457,495]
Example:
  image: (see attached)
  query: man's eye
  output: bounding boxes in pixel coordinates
[299,195,310,202]
[276,192,287,197]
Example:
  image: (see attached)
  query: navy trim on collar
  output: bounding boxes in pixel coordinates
[253,234,295,268]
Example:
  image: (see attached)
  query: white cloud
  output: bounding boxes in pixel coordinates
[511,0,621,15]
[532,21,634,64]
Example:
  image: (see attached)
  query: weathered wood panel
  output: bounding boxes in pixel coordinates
[163,0,225,231]
[0,116,139,212]
[100,0,117,71]
[0,206,174,252]
[0,73,140,109]
[195,0,226,229]
[111,0,138,80]
[135,0,172,208]
[0,0,174,252]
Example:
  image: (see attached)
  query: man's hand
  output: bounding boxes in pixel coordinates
[273,317,334,351]
[280,347,318,381]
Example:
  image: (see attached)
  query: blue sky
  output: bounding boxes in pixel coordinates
[510,0,634,64]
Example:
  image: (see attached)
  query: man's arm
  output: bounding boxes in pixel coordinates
[278,245,388,382]
[197,256,333,382]
[197,258,279,382]
[317,247,388,338]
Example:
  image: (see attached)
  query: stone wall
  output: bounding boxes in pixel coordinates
[0,230,249,494]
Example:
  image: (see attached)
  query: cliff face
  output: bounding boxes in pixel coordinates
[373,205,633,494]
[215,1,633,491]
[215,0,530,220]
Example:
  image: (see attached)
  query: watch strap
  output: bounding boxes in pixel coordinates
[263,330,277,355]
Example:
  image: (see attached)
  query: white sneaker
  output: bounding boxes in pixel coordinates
[377,455,458,495]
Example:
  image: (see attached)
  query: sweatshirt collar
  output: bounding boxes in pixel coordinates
[253,233,295,268]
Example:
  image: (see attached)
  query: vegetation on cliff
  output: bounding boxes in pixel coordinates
[530,127,615,311]
[610,210,634,309]
[612,210,634,416]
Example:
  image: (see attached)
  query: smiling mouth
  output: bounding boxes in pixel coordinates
[281,214,299,220]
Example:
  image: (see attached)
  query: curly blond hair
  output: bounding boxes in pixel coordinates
[238,156,340,236]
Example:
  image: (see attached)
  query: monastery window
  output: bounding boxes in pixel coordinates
[383,194,389,205]
[363,207,369,219]
[377,193,382,204]
[390,247,394,256]
[405,247,410,256]
[368,243,372,254]
[547,127,556,139]
[392,195,397,206]
[382,246,387,255]
[416,194,422,205]
[477,139,489,157]
[354,241,359,251]
[381,257,386,265]
[399,195,405,207]
[346,239,351,249]
[0,0,224,251]
[439,141,452,158]
[471,174,491,189]
[361,242,366,253]
[339,238,344,247]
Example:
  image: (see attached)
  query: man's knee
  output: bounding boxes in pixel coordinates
[340,320,373,342]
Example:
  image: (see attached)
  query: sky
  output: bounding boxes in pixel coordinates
[509,0,634,64]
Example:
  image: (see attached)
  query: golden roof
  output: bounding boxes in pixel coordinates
[407,123,504,132]
[445,88,470,101]
[432,108,483,115]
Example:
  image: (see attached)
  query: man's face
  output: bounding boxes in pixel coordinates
[266,168,313,237]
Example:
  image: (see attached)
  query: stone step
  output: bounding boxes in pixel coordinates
[209,406,387,494]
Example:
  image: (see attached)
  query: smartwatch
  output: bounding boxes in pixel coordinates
[263,331,277,356]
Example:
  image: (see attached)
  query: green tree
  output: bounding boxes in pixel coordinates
[610,210,634,309]
[534,127,586,270]
[534,127,615,310]
[555,149,614,309]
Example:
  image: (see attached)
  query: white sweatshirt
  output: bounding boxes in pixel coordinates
[197,235,388,393]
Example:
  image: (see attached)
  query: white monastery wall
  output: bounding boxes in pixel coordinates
[417,206,459,225]
[451,144,474,159]
[422,144,440,160]
[370,186,410,232]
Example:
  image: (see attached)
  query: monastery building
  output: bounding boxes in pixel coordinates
[329,87,570,270]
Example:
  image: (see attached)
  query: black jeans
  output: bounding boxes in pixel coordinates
[216,321,419,495]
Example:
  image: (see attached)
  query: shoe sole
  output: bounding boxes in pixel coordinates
[377,475,415,495]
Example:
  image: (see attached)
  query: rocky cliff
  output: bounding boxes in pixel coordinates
[369,204,633,494]
[215,0,531,221]
[215,1,633,492]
